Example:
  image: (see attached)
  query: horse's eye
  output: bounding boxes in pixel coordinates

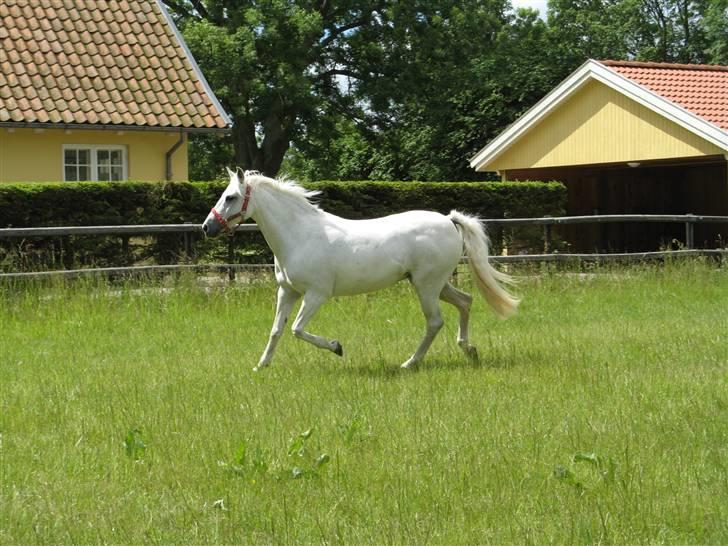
[225,194,236,202]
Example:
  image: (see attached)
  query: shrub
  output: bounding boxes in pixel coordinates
[0,180,565,271]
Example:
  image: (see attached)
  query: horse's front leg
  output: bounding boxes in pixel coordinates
[291,291,343,356]
[254,285,300,371]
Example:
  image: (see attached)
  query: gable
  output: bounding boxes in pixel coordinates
[486,80,725,172]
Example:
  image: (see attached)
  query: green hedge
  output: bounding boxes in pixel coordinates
[0,179,565,226]
[0,180,565,271]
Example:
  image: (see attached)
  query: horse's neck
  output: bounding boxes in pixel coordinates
[250,184,322,259]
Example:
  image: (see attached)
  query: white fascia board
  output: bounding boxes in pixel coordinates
[470,59,728,171]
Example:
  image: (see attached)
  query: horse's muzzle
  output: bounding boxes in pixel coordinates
[201,218,221,238]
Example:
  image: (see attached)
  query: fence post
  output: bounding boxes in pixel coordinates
[183,223,192,259]
[227,234,236,281]
[685,214,695,249]
[121,235,130,265]
[543,216,553,253]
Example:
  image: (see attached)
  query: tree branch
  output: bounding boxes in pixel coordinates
[319,19,370,48]
[314,68,363,81]
[161,0,200,20]
[188,0,211,20]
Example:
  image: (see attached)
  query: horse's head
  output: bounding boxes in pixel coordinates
[202,167,253,237]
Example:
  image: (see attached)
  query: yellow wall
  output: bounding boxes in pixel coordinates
[0,128,188,182]
[487,80,725,171]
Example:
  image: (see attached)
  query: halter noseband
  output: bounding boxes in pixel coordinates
[210,183,252,234]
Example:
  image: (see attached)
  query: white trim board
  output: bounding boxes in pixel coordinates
[469,59,728,171]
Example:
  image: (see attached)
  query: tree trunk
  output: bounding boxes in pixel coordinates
[231,113,290,177]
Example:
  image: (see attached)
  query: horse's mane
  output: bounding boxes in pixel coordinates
[245,171,321,210]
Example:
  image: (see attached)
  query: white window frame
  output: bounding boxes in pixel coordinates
[62,145,128,182]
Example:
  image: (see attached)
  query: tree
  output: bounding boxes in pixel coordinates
[634,0,709,62]
[164,0,388,177]
[289,1,555,181]
[546,0,714,66]
[704,0,728,63]
[546,0,639,72]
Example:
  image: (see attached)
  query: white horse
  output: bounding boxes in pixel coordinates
[202,169,519,370]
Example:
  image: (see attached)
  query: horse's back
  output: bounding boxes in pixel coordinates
[319,210,462,296]
[335,209,454,236]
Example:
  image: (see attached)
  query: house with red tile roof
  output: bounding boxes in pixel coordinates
[470,59,728,251]
[0,0,231,183]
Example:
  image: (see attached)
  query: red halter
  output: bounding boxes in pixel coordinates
[210,184,252,234]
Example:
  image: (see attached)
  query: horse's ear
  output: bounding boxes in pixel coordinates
[236,166,245,181]
[225,167,236,179]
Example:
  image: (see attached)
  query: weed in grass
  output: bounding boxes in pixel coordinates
[122,428,147,461]
[554,452,618,495]
[287,428,331,480]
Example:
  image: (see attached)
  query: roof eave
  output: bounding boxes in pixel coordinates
[0,121,231,134]
[470,59,728,172]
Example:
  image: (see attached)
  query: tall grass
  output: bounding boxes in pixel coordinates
[1,262,727,545]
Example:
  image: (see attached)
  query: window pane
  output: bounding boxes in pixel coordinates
[110,166,123,181]
[110,150,122,164]
[78,149,91,165]
[65,165,77,181]
[78,165,91,181]
[98,150,109,165]
[97,166,111,181]
[64,149,78,165]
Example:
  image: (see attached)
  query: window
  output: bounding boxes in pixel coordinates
[63,146,127,181]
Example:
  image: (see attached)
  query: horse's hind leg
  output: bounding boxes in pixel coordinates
[291,291,343,356]
[440,283,478,361]
[255,285,300,371]
[401,282,445,369]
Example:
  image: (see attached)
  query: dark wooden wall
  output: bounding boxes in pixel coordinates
[507,157,728,252]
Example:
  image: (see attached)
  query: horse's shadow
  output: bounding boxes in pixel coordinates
[325,348,530,380]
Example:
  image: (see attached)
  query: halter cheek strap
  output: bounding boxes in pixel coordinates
[210,184,252,234]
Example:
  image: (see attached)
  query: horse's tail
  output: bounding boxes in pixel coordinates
[449,210,520,319]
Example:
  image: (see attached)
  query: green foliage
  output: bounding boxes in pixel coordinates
[0,180,565,227]
[171,0,727,182]
[286,1,551,182]
[123,429,147,461]
[554,452,618,494]
[704,0,728,64]
[0,179,566,271]
[546,0,719,67]
[309,180,566,220]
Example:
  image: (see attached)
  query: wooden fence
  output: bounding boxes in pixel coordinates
[1,214,727,279]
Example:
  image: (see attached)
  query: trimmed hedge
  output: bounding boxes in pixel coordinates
[0,180,565,226]
[0,180,565,271]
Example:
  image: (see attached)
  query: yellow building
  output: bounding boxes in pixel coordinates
[471,59,728,251]
[0,0,230,183]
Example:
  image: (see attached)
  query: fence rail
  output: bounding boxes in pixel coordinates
[1,213,727,279]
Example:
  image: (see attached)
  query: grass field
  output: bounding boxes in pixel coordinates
[1,261,727,545]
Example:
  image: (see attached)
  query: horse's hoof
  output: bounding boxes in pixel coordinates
[332,341,343,357]
[466,346,479,362]
[400,360,416,370]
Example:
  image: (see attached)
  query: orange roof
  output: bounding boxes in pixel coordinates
[601,60,728,131]
[0,0,231,132]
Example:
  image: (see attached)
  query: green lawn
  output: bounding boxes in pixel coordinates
[1,262,727,545]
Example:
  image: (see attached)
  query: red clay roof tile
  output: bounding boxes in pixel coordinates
[601,60,728,131]
[1,0,230,130]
